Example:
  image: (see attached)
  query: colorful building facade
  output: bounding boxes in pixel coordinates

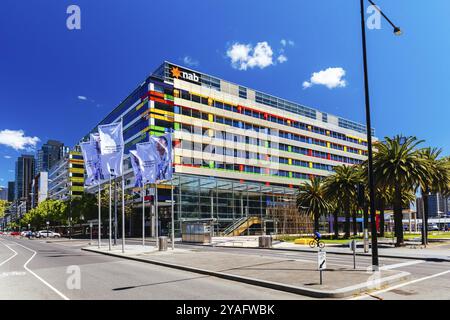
[82,62,375,235]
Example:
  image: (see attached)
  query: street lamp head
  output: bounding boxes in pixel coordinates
[393,26,402,36]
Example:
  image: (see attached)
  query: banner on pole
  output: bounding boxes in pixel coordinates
[130,150,144,188]
[150,133,173,182]
[80,142,97,186]
[136,142,158,184]
[98,122,124,177]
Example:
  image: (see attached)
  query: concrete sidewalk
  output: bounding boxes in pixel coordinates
[82,244,409,298]
[199,235,450,262]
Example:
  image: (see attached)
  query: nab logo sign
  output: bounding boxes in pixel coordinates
[171,66,200,84]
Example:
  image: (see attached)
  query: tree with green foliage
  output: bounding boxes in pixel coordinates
[324,165,359,238]
[373,136,428,246]
[296,177,331,233]
[0,200,9,219]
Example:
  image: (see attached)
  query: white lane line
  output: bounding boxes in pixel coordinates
[349,269,450,300]
[380,260,424,270]
[11,241,70,300]
[0,241,18,267]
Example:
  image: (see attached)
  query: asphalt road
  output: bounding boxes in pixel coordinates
[0,236,304,300]
[1,236,449,300]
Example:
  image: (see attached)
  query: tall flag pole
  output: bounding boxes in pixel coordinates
[130,149,145,247]
[108,176,112,251]
[80,135,104,249]
[98,121,124,252]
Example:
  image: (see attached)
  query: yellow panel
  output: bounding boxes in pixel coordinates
[208,114,214,122]
[359,150,362,155]
[152,108,174,117]
[71,177,84,183]
[71,186,84,192]
[175,156,181,164]
[326,142,330,148]
[70,168,84,174]
[151,114,168,121]
[288,159,292,165]
[344,146,347,152]
[309,162,313,168]
[136,102,144,111]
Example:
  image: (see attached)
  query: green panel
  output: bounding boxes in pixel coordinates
[288,145,292,152]
[150,125,166,132]
[209,161,214,169]
[150,131,164,137]
[174,122,180,130]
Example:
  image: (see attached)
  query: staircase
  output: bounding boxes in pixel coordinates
[222,216,261,236]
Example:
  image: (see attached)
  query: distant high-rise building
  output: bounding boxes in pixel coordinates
[14,155,35,205]
[419,193,448,218]
[0,187,7,201]
[31,172,48,208]
[36,140,67,173]
[7,181,15,202]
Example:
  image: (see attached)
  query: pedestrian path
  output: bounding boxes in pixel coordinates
[83,244,409,298]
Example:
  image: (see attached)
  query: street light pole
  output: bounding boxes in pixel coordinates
[359,0,401,270]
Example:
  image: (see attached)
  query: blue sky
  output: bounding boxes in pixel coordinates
[1,0,449,186]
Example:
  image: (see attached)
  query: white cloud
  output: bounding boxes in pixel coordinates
[281,39,295,47]
[277,54,288,63]
[183,56,199,67]
[78,96,87,100]
[3,156,11,159]
[0,129,40,151]
[303,67,347,89]
[227,42,274,70]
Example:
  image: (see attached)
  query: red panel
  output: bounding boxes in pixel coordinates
[149,91,164,98]
[239,164,244,171]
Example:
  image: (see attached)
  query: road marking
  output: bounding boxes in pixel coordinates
[380,260,424,270]
[0,240,18,267]
[349,269,450,300]
[11,241,70,300]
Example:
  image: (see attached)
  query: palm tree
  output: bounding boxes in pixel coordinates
[418,148,450,245]
[373,136,428,246]
[324,165,359,238]
[296,177,331,233]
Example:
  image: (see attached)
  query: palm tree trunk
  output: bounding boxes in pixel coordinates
[394,185,404,246]
[344,201,350,239]
[422,188,429,246]
[314,213,320,233]
[352,210,357,236]
[379,200,385,237]
[333,209,339,239]
[363,204,369,233]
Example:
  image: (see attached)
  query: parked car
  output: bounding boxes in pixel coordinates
[20,231,33,237]
[10,231,20,236]
[428,224,439,231]
[36,230,61,238]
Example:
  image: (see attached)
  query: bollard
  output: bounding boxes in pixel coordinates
[158,236,168,251]
[363,229,369,253]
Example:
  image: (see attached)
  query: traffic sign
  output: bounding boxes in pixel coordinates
[318,251,326,270]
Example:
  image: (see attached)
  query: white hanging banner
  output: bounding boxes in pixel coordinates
[130,149,144,188]
[136,142,158,184]
[150,133,173,182]
[98,122,124,177]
